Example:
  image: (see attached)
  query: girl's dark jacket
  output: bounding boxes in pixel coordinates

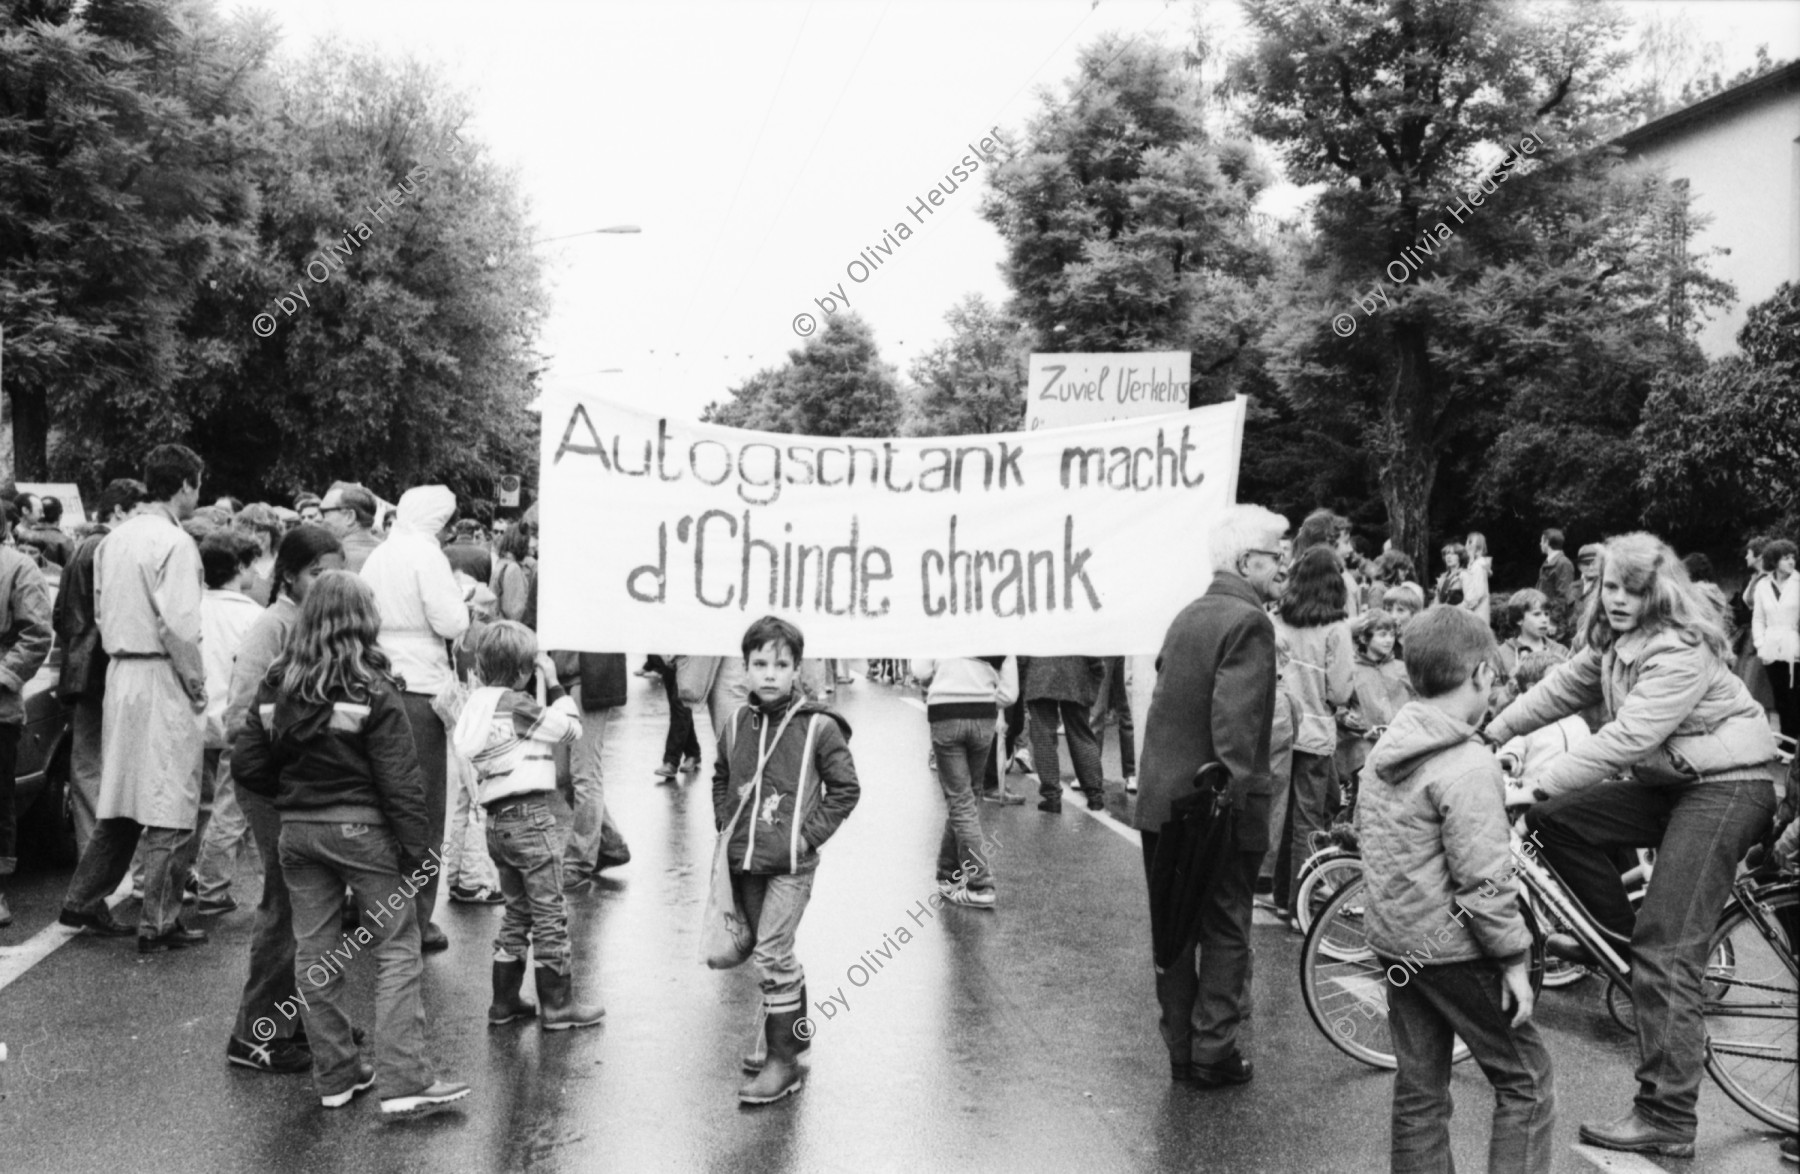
[711,691,859,875]
[232,674,434,868]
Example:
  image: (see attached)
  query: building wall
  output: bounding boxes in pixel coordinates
[1625,91,1800,356]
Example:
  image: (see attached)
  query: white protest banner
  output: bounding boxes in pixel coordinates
[537,392,1245,657]
[1025,352,1192,431]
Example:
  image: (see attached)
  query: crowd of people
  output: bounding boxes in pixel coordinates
[2,451,1795,1159]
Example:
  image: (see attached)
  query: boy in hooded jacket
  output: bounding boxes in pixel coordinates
[1354,607,1555,1173]
[712,616,860,1105]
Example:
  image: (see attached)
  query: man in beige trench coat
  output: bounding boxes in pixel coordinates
[59,445,209,951]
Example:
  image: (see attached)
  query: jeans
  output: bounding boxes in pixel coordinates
[281,819,433,1098]
[1141,831,1260,1066]
[0,723,20,876]
[733,870,815,1009]
[931,717,996,892]
[233,786,300,1043]
[444,755,499,891]
[564,705,611,874]
[1384,958,1556,1174]
[399,693,448,930]
[193,748,250,903]
[1090,657,1137,778]
[1274,750,1338,908]
[656,662,700,768]
[1525,775,1775,1133]
[486,795,572,973]
[169,746,221,895]
[69,696,104,855]
[1766,661,1800,740]
[1026,698,1104,803]
[63,818,191,935]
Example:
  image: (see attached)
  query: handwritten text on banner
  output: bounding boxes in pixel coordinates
[537,394,1246,656]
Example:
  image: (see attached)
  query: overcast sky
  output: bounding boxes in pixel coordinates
[242,0,1800,421]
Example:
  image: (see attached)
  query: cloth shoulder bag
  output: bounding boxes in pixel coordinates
[700,703,800,968]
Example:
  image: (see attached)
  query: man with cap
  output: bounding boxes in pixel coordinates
[320,483,382,573]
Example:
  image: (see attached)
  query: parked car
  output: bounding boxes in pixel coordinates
[16,585,75,868]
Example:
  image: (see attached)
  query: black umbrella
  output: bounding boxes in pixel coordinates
[1149,762,1234,969]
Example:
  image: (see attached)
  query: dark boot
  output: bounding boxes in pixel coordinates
[742,985,810,1073]
[488,958,537,1025]
[737,999,806,1105]
[536,964,605,1030]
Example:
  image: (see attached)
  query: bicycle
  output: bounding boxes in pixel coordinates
[1300,809,1798,1132]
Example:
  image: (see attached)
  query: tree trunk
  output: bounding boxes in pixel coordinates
[10,384,49,481]
[1378,326,1440,578]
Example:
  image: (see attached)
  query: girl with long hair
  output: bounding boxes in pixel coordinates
[1486,533,1778,1157]
[1461,532,1491,622]
[233,572,472,1119]
[1270,546,1354,915]
[1435,543,1466,608]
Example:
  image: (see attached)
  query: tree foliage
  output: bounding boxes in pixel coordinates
[1231,0,1722,577]
[0,0,547,503]
[902,294,1026,437]
[1637,283,1800,540]
[702,313,901,438]
[980,35,1272,363]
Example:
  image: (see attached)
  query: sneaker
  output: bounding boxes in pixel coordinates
[1011,748,1034,775]
[448,885,503,906]
[321,1062,377,1109]
[982,787,1027,806]
[1124,776,1138,795]
[380,1080,472,1119]
[679,757,701,773]
[935,879,961,898]
[226,1034,313,1074]
[653,764,677,779]
[946,886,996,910]
[196,896,240,917]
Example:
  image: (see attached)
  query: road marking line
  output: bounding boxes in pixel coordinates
[1570,1143,1675,1172]
[0,885,133,995]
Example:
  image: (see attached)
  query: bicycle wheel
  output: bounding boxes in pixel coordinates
[1296,844,1350,892]
[1296,853,1364,938]
[1702,886,1797,1132]
[1299,873,1472,1070]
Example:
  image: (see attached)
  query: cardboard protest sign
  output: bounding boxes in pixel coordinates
[537,393,1245,656]
[1025,352,1192,431]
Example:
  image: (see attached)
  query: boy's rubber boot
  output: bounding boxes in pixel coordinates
[737,1001,806,1105]
[741,1002,768,1073]
[536,965,605,1030]
[741,984,810,1073]
[488,959,537,1025]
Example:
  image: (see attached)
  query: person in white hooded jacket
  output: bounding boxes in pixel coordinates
[361,485,470,951]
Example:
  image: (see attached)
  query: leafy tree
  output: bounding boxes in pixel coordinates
[1637,283,1800,539]
[981,35,1272,358]
[2,3,546,503]
[185,39,547,503]
[1232,0,1725,575]
[703,313,901,438]
[903,294,1026,437]
[0,0,274,479]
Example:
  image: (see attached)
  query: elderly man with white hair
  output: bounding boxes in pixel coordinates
[1134,503,1288,1087]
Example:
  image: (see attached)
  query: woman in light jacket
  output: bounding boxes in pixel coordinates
[1750,537,1799,738]
[1270,546,1354,914]
[911,656,1018,908]
[1485,532,1778,1158]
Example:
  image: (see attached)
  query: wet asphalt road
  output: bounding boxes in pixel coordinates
[0,675,1790,1173]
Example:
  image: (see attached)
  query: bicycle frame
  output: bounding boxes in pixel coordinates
[1506,832,1633,981]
